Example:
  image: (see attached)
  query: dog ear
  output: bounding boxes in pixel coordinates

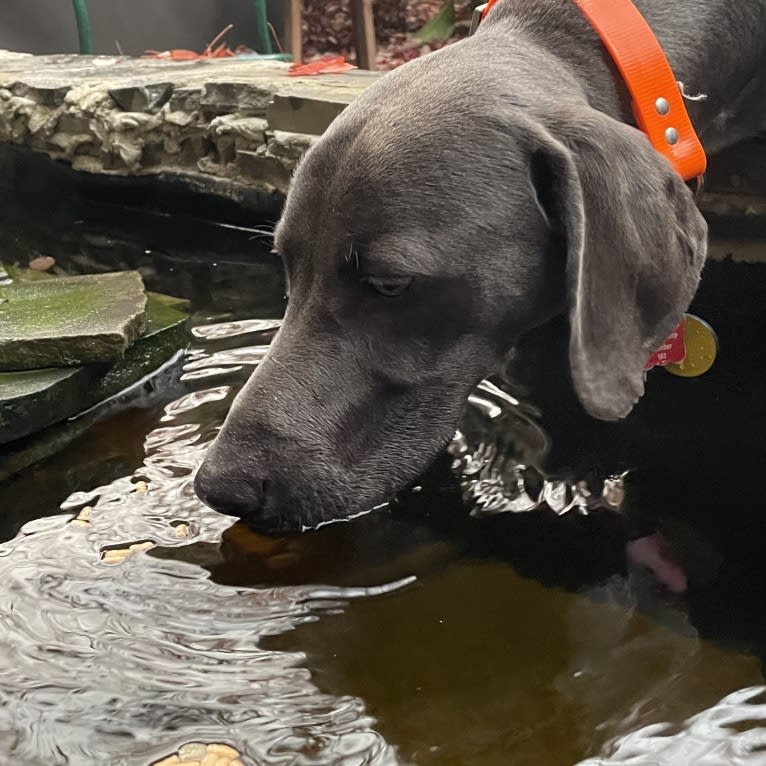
[527,107,708,420]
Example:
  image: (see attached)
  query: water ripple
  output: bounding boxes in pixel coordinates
[577,686,766,765]
[3,315,766,766]
[0,319,404,766]
[192,319,282,341]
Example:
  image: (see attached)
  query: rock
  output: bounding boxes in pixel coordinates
[235,150,292,194]
[74,291,189,407]
[267,90,350,135]
[109,82,174,114]
[11,81,70,107]
[0,367,98,444]
[0,54,378,194]
[0,271,147,370]
[0,291,188,446]
[200,82,276,116]
[168,87,202,113]
[28,256,55,271]
[1,263,52,282]
[267,130,319,161]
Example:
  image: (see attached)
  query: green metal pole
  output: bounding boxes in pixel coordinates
[253,0,274,55]
[71,0,93,55]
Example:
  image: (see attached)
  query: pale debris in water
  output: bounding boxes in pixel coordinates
[134,480,149,494]
[153,742,242,766]
[101,549,130,564]
[174,523,190,538]
[69,505,92,527]
[28,255,56,271]
[130,541,156,552]
[101,541,156,564]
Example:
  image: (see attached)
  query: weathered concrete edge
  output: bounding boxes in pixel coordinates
[0,51,382,195]
[1,51,765,263]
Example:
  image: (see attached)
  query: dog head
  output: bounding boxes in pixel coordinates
[195,38,707,533]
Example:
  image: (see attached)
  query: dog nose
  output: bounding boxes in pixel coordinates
[194,464,296,534]
[194,464,265,518]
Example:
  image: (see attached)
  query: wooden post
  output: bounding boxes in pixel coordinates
[284,0,303,62]
[350,0,376,70]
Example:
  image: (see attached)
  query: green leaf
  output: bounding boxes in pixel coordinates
[415,0,456,43]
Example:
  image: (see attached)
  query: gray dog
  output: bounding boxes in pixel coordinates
[195,0,766,533]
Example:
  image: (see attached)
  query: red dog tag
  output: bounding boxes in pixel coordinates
[645,319,686,370]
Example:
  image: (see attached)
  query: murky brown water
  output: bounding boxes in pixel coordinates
[2,179,766,765]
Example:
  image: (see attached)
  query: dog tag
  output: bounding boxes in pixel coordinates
[664,313,718,377]
[645,319,686,370]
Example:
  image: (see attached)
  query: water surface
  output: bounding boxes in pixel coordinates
[1,194,766,765]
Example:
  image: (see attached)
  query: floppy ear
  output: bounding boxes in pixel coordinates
[528,107,708,420]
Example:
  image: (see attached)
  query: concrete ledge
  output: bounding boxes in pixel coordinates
[0,50,380,194]
[2,50,766,266]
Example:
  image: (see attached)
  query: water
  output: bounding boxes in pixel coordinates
[1,184,766,765]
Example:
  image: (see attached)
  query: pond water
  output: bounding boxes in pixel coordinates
[1,179,766,765]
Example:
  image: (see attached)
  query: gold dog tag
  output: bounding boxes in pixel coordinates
[664,314,718,377]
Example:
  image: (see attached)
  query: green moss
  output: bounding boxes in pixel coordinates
[0,271,147,370]
[0,290,189,447]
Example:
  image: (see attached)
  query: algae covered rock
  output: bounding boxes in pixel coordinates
[0,291,189,446]
[0,367,100,445]
[0,271,147,370]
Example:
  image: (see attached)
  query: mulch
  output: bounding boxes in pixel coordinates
[300,1,478,70]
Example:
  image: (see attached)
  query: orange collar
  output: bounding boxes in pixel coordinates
[474,0,706,182]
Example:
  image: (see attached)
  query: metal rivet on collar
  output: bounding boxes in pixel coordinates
[655,97,669,115]
[665,127,679,145]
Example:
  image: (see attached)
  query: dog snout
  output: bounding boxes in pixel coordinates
[194,457,304,534]
[194,462,264,516]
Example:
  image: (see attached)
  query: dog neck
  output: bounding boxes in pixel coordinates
[481,0,766,154]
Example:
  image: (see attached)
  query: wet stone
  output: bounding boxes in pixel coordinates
[0,290,189,446]
[0,271,147,370]
[0,367,98,444]
[235,150,292,194]
[109,82,174,113]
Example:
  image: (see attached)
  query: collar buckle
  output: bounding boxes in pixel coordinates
[470,3,488,36]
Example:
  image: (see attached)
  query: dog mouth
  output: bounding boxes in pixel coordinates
[194,380,546,535]
[193,460,394,535]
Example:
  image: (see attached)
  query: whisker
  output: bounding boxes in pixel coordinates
[248,225,276,237]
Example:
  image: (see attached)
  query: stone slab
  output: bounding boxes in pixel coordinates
[0,291,188,446]
[0,50,379,191]
[0,366,97,444]
[267,91,351,134]
[109,81,173,113]
[1,49,765,238]
[0,270,147,370]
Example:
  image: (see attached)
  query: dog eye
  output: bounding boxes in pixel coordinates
[362,276,413,297]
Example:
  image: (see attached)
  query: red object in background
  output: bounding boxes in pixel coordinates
[288,54,356,76]
[143,46,234,60]
[143,24,236,60]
